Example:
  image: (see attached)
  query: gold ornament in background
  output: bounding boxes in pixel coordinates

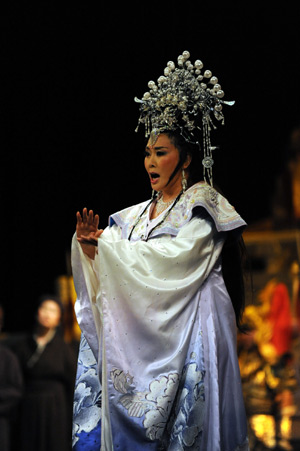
[56,275,81,343]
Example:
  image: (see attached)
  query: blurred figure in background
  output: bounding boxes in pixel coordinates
[238,278,297,450]
[260,279,293,363]
[11,295,77,451]
[0,304,23,451]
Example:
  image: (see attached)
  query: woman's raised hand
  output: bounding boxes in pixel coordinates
[76,208,103,257]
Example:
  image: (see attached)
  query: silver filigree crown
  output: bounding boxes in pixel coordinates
[134,50,235,186]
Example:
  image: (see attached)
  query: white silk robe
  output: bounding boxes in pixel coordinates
[71,182,249,450]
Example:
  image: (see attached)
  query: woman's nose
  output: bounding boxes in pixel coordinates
[148,154,156,166]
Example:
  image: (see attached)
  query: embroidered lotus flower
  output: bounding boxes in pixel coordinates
[111,368,180,440]
[111,358,205,447]
[144,373,180,440]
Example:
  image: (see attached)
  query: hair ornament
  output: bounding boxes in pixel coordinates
[134,50,235,186]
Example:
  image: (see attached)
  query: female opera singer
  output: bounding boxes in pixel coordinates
[71,51,249,450]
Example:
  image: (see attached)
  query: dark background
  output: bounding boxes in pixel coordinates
[3,3,300,332]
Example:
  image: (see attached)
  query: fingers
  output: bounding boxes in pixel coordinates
[78,208,97,224]
[95,229,104,238]
[93,214,100,228]
[88,209,94,225]
[82,207,88,223]
[81,208,92,223]
[76,208,88,224]
[76,211,83,224]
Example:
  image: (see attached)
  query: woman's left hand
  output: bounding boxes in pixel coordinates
[76,208,103,258]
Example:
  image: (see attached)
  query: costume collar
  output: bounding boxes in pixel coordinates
[109,182,246,240]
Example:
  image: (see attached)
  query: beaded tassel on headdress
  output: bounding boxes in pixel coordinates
[134,50,235,186]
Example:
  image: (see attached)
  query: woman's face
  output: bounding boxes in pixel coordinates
[144,134,189,199]
[37,300,61,330]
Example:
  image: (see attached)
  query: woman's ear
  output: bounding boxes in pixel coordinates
[183,154,192,169]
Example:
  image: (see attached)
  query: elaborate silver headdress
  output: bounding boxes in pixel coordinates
[135,50,235,186]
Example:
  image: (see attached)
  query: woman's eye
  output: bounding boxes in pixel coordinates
[156,151,166,157]
[144,151,150,157]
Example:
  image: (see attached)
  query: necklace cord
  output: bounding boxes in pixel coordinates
[128,191,183,242]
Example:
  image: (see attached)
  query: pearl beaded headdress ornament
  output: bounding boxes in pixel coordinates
[135,50,235,186]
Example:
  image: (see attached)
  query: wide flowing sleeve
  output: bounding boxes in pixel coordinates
[71,225,122,361]
[97,214,223,297]
[72,215,223,359]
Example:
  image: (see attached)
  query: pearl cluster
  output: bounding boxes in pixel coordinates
[135,50,234,138]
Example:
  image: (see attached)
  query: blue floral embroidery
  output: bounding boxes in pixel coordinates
[110,352,205,449]
[73,335,102,449]
[111,368,180,440]
[167,355,205,450]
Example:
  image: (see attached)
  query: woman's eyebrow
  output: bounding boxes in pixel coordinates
[145,145,169,150]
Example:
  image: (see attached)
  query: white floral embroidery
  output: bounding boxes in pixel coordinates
[73,336,102,447]
[111,368,179,440]
[110,356,205,448]
[168,361,205,449]
[144,373,179,440]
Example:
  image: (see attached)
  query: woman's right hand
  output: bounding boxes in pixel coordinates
[76,208,103,258]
